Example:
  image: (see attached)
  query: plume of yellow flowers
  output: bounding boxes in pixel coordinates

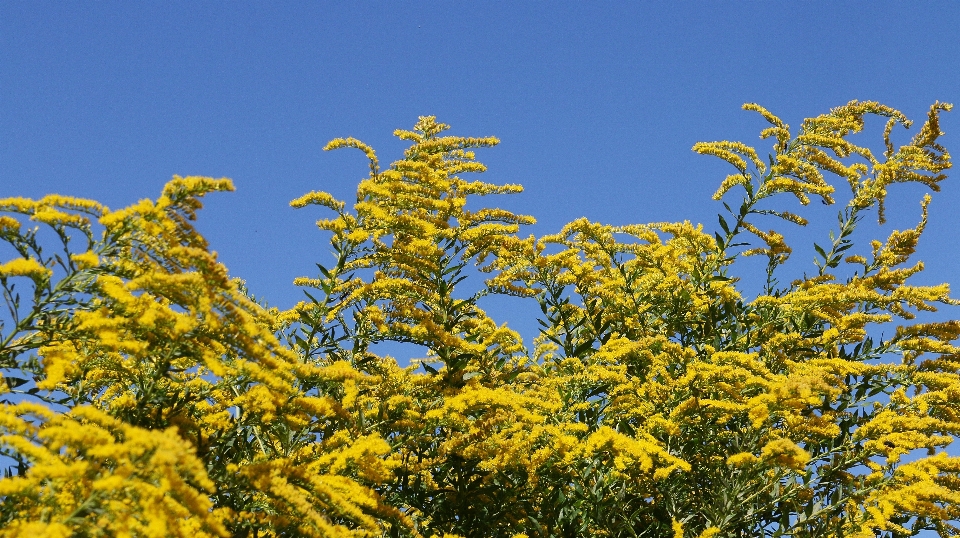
[0,177,407,537]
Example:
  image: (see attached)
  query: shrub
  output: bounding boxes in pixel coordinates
[1,101,958,537]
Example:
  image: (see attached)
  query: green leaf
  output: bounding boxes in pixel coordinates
[814,243,827,259]
[572,341,595,357]
[718,214,731,235]
[3,376,28,390]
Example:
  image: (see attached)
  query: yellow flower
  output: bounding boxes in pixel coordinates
[760,438,811,470]
[0,257,51,281]
[726,452,760,467]
[70,250,100,269]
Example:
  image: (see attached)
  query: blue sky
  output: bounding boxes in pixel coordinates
[3,2,960,321]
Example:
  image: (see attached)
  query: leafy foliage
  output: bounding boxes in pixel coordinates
[1,102,959,537]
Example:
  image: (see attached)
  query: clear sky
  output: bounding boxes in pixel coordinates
[3,2,960,320]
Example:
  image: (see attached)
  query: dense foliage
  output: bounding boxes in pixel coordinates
[1,101,958,538]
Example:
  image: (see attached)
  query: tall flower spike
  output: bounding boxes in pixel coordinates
[324,137,380,177]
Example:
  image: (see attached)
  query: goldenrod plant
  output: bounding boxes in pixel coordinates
[1,102,957,537]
